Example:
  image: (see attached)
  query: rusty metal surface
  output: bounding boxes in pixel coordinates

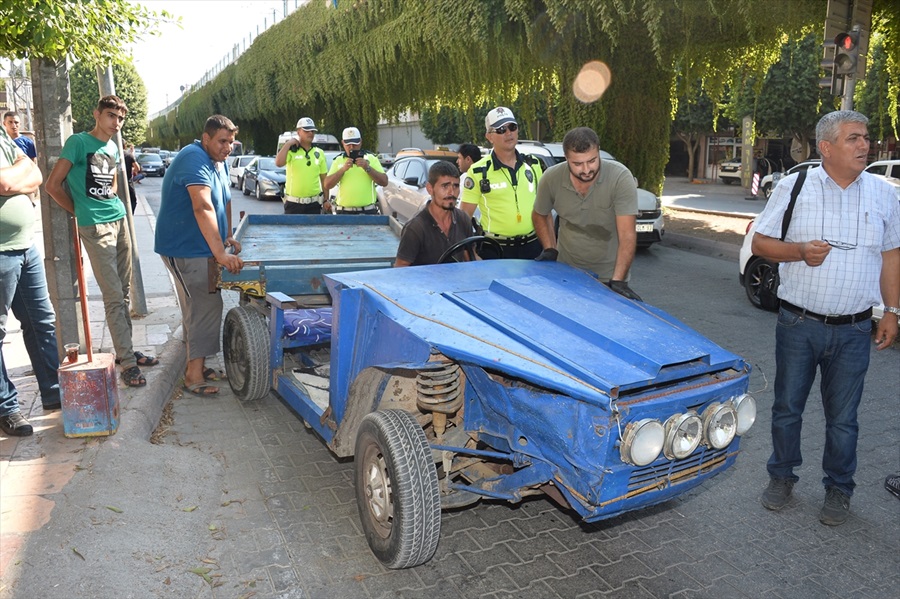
[58,352,120,437]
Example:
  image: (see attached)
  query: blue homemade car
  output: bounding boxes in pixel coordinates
[220,215,756,569]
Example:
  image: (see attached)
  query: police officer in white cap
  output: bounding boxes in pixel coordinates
[324,126,387,214]
[275,117,329,214]
[460,106,542,259]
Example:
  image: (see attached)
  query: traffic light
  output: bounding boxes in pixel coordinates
[820,41,843,96]
[833,30,860,75]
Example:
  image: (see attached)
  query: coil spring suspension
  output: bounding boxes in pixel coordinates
[416,363,463,414]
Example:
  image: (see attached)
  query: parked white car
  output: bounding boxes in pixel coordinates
[760,160,821,199]
[865,159,900,180]
[228,154,257,189]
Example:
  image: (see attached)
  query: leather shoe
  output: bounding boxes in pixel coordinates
[43,401,62,412]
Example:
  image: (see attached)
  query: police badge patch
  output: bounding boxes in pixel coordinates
[464,177,474,189]
[525,170,534,183]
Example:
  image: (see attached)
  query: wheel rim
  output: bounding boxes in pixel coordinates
[224,319,248,389]
[747,260,772,306]
[360,442,393,539]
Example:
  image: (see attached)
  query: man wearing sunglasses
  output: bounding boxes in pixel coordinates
[752,110,900,526]
[276,117,329,214]
[325,126,387,215]
[460,107,542,259]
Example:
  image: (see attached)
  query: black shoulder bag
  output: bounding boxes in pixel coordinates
[758,169,807,311]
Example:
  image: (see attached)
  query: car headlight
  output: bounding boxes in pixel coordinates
[620,419,664,466]
[663,412,702,460]
[731,393,757,435]
[702,403,737,449]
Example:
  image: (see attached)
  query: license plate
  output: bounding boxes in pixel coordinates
[636,223,654,233]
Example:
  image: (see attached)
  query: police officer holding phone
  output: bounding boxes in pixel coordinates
[324,126,387,215]
[275,117,329,214]
[460,107,542,259]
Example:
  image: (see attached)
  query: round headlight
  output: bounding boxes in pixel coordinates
[620,419,664,466]
[702,403,737,449]
[663,412,703,460]
[731,393,757,435]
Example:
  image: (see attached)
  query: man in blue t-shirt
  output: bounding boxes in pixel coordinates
[155,115,243,398]
[3,112,36,160]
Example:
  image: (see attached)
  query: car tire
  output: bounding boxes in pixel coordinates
[222,306,270,401]
[744,256,778,311]
[255,184,262,201]
[721,178,734,185]
[762,183,772,199]
[242,179,250,196]
[355,410,440,569]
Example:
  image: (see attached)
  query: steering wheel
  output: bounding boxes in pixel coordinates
[438,236,502,264]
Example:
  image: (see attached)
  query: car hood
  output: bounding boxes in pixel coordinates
[257,169,286,182]
[326,261,745,404]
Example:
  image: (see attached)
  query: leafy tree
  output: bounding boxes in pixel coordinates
[69,60,148,145]
[0,0,172,64]
[856,32,900,141]
[148,0,900,194]
[673,83,722,181]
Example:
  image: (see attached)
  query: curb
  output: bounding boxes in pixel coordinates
[660,231,741,263]
[665,204,760,220]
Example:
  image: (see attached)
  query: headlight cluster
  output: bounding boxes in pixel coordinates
[619,393,756,466]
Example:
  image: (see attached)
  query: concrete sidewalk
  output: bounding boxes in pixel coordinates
[0,190,187,584]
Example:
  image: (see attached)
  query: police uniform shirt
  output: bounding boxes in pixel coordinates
[460,150,542,237]
[326,151,385,207]
[284,145,327,198]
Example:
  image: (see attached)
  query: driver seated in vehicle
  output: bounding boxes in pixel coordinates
[394,161,477,267]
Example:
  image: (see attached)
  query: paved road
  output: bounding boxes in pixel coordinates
[5,178,898,599]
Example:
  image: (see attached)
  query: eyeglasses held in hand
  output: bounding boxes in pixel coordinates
[491,123,518,134]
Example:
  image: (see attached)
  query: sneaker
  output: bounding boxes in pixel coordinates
[885,474,900,500]
[0,412,34,437]
[819,487,850,526]
[761,477,794,510]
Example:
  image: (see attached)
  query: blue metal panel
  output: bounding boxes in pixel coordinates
[326,261,746,402]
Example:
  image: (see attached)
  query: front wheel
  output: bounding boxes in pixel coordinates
[242,179,251,196]
[255,184,263,201]
[762,183,772,199]
[223,306,271,400]
[355,410,440,569]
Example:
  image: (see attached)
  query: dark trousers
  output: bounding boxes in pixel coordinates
[284,201,322,215]
[479,237,542,260]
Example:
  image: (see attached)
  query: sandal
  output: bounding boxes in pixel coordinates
[182,382,219,397]
[115,351,159,367]
[203,367,227,382]
[122,366,146,387]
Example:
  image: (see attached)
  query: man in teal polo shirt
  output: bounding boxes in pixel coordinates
[460,107,543,259]
[324,127,387,215]
[275,117,329,214]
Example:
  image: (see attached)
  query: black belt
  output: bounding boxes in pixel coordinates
[486,232,537,246]
[781,301,872,325]
[336,204,377,213]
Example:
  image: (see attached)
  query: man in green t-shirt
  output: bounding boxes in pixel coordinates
[275,117,329,214]
[324,127,387,214]
[46,95,158,388]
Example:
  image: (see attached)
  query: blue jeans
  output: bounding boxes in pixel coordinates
[0,243,60,416]
[767,307,872,497]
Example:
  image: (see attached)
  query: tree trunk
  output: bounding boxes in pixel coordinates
[31,57,80,360]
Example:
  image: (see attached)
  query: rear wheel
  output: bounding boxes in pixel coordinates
[744,257,777,311]
[223,306,270,400]
[355,410,440,569]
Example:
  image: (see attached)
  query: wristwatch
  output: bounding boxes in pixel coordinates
[884,306,900,316]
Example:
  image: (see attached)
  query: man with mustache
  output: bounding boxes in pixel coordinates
[395,161,474,267]
[531,126,641,300]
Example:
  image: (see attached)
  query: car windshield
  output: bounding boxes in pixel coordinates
[256,158,283,172]
[138,154,162,164]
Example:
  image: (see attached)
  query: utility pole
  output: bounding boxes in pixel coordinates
[96,65,148,316]
[820,0,873,111]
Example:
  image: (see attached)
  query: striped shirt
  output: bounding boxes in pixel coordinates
[755,166,900,316]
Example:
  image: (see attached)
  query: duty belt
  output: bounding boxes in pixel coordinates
[336,203,377,212]
[486,231,537,246]
[781,301,872,326]
[285,193,323,204]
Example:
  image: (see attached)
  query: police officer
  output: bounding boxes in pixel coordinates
[460,107,542,259]
[275,117,329,214]
[324,126,387,215]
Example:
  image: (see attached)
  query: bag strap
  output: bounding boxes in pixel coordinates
[779,168,808,241]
